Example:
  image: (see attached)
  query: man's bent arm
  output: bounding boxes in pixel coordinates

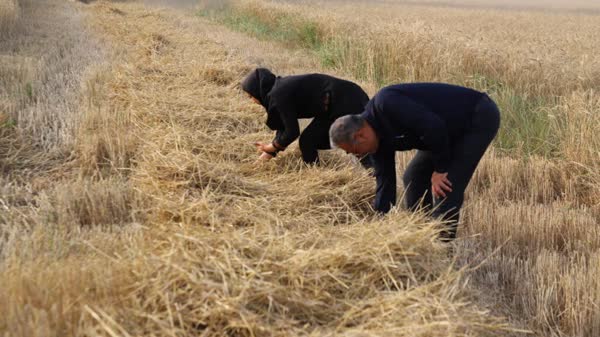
[373,149,397,213]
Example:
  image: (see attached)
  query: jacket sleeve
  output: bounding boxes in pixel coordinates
[272,99,300,148]
[372,148,397,214]
[378,93,452,172]
[265,106,284,131]
[272,130,284,144]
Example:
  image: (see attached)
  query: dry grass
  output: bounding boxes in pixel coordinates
[0,1,523,336]
[0,0,597,336]
[0,0,143,335]
[385,0,600,12]
[0,0,106,152]
[216,0,600,97]
[0,0,19,37]
[199,1,600,336]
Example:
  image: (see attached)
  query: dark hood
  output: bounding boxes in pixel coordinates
[241,68,276,108]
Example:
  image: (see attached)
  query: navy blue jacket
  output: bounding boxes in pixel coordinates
[362,83,485,213]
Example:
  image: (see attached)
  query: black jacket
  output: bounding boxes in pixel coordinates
[242,69,369,148]
[362,83,485,213]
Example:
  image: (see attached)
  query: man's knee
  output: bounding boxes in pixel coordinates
[432,193,463,221]
[403,179,433,211]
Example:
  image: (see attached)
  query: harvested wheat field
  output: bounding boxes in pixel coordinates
[0,0,19,37]
[0,0,598,336]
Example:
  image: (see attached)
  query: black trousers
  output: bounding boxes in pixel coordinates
[299,117,332,164]
[402,94,500,240]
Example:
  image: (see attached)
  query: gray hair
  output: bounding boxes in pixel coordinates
[329,114,366,148]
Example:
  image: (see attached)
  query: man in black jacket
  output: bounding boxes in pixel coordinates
[242,68,370,164]
[329,83,500,240]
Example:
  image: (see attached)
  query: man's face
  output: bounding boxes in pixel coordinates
[337,140,371,157]
[336,127,378,157]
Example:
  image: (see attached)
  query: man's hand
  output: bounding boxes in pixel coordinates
[431,171,452,198]
[254,141,277,153]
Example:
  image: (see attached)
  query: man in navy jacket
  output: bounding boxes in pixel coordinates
[329,83,500,240]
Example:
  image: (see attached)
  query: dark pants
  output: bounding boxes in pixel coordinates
[299,117,332,164]
[402,94,500,241]
[299,117,373,168]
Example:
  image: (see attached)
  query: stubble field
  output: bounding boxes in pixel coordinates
[0,0,598,336]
